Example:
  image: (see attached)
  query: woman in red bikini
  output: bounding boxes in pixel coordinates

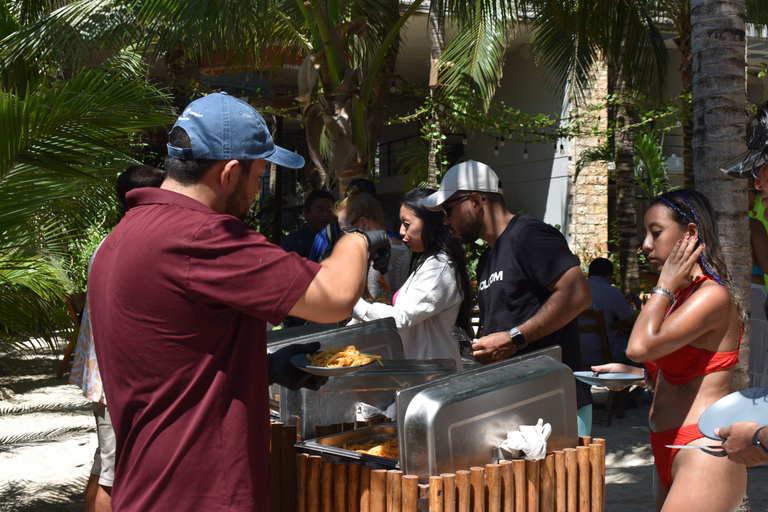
[594,189,747,511]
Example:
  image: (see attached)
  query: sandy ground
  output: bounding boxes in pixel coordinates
[1,340,767,511]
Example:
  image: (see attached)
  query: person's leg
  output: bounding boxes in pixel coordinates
[660,446,746,511]
[84,472,100,512]
[94,403,115,512]
[577,404,592,436]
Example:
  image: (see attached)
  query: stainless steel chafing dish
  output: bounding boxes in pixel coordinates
[295,424,400,470]
[281,359,456,440]
[294,346,578,483]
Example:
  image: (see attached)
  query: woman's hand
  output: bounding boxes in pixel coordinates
[590,363,643,391]
[656,235,705,293]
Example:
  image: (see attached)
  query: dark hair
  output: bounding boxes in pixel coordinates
[304,189,334,210]
[165,127,217,185]
[116,165,165,212]
[650,189,746,326]
[588,257,613,278]
[401,188,472,344]
[346,178,377,199]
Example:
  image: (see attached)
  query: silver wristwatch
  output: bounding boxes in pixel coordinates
[509,327,528,350]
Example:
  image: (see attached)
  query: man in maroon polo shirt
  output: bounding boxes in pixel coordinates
[88,92,390,511]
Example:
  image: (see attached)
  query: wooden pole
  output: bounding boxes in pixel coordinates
[297,454,309,512]
[371,469,388,512]
[553,451,566,512]
[576,447,590,512]
[442,474,457,512]
[525,460,540,512]
[499,461,514,512]
[390,471,403,512]
[578,436,591,447]
[486,464,501,512]
[361,466,372,512]
[270,423,283,512]
[282,424,298,512]
[456,470,471,512]
[593,438,606,505]
[564,449,577,512]
[512,460,525,512]
[308,456,322,512]
[334,464,348,512]
[470,467,485,512]
[322,461,334,512]
[589,444,604,512]
[349,464,361,512]
[540,454,555,512]
[430,475,445,512]
[403,475,420,512]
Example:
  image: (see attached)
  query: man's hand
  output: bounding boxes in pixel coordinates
[347,229,391,273]
[470,331,518,364]
[268,342,328,391]
[715,422,768,467]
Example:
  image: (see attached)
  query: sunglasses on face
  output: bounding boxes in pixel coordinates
[442,194,471,216]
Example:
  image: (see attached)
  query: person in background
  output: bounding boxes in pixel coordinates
[716,101,768,470]
[87,92,390,512]
[580,257,636,367]
[335,186,411,303]
[423,160,594,435]
[349,188,471,371]
[281,189,335,258]
[308,178,380,262]
[593,189,747,511]
[70,165,165,512]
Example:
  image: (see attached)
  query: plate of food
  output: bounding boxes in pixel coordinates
[698,387,768,440]
[573,371,644,388]
[291,345,383,376]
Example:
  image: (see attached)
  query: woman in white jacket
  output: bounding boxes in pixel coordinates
[350,188,471,370]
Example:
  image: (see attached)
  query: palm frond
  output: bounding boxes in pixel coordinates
[634,132,675,198]
[0,425,94,446]
[438,0,512,112]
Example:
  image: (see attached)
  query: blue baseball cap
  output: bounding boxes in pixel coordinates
[167,92,305,169]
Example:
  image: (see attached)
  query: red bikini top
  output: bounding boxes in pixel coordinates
[644,276,740,386]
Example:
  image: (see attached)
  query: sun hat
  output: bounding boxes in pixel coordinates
[421,160,503,211]
[167,92,305,169]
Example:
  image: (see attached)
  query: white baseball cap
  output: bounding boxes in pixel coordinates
[421,160,503,211]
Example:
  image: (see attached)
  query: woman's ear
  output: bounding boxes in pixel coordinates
[687,222,699,238]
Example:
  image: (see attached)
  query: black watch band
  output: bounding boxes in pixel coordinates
[753,426,768,456]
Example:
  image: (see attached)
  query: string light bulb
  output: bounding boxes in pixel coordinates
[560,143,565,155]
[523,143,528,159]
[390,80,396,93]
[494,139,499,156]
[500,133,505,147]
[462,137,468,145]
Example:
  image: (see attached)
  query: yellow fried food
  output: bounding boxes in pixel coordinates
[306,345,383,368]
[343,437,399,459]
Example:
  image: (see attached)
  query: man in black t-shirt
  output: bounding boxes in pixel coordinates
[422,160,594,433]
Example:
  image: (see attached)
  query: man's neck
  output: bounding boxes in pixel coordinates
[161,179,222,213]
[483,209,515,249]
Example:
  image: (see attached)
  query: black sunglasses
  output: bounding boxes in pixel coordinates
[442,194,471,216]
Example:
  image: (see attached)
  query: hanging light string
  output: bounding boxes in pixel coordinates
[658,195,724,285]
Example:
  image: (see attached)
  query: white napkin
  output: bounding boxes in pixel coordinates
[355,401,397,422]
[497,419,552,461]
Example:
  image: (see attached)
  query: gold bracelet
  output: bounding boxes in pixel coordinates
[345,230,369,252]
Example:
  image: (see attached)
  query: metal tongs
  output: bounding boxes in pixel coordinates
[451,326,473,344]
[664,444,727,457]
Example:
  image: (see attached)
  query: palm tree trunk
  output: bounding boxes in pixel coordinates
[426,7,445,188]
[672,2,695,190]
[691,0,749,507]
[615,96,640,296]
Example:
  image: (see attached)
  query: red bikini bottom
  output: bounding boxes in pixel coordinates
[649,423,705,490]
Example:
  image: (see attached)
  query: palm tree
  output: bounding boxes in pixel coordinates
[527,0,668,295]
[0,2,176,351]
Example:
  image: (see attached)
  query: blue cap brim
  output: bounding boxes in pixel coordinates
[263,145,305,170]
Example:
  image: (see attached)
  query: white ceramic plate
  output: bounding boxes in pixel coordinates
[573,371,644,388]
[290,353,377,377]
[698,387,768,440]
